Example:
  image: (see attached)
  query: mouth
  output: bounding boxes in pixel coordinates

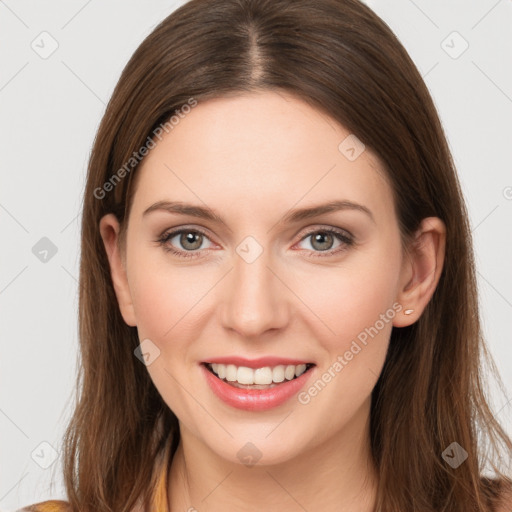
[201,362,316,390]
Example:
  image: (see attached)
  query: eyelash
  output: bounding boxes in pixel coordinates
[156,226,354,260]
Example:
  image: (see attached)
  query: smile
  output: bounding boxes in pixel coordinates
[200,362,316,411]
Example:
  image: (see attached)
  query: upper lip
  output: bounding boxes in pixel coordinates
[202,356,315,369]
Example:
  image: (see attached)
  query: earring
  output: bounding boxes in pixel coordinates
[404,309,414,315]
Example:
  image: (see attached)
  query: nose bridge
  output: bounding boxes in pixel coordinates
[220,237,288,336]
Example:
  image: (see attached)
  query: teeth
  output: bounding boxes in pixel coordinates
[226,364,237,382]
[208,363,310,385]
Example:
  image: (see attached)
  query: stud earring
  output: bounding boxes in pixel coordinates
[404,309,414,315]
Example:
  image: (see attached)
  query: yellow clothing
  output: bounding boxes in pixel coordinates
[17,501,70,512]
[18,437,172,512]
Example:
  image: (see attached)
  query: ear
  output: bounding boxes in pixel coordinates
[99,213,137,327]
[393,217,446,327]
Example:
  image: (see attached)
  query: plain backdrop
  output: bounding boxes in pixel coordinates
[1,0,511,510]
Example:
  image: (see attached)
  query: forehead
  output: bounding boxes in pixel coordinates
[130,91,394,222]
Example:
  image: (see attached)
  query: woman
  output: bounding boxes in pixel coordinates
[20,0,512,511]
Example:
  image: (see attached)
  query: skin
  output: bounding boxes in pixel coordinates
[100,90,446,512]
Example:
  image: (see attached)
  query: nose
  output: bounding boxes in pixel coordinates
[220,246,290,339]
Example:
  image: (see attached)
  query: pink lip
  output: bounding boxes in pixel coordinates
[203,356,313,369]
[200,363,315,412]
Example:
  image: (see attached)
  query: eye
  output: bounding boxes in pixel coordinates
[156,228,214,259]
[295,227,354,257]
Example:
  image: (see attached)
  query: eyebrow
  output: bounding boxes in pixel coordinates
[142,199,375,227]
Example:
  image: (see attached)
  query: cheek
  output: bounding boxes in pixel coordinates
[294,241,402,349]
[127,248,225,372]
[294,291,395,429]
[291,238,402,412]
[129,263,201,343]
[127,260,207,411]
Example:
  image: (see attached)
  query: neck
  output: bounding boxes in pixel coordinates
[168,398,378,512]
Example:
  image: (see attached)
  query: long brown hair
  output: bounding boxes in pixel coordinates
[62,0,512,510]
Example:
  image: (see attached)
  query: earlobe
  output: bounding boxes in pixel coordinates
[99,213,137,327]
[393,217,446,327]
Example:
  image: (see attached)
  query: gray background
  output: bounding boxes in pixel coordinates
[1,0,511,509]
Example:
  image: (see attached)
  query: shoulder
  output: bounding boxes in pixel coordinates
[17,500,71,512]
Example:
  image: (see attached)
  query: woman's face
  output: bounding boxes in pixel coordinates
[104,90,412,465]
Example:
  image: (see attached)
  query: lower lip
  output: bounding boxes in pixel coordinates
[200,364,315,412]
